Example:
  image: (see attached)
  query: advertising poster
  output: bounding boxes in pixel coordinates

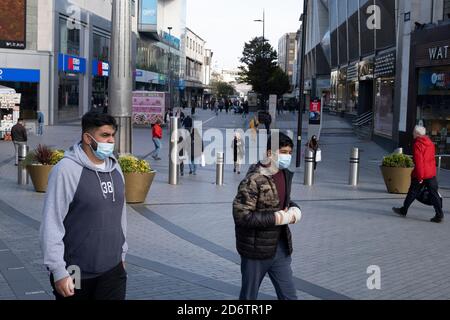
[309,98,321,125]
[0,0,26,49]
[132,91,166,125]
[139,0,158,32]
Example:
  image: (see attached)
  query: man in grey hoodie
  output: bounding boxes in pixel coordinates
[40,111,128,300]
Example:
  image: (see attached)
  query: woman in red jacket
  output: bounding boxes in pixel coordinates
[149,120,163,160]
[393,126,444,223]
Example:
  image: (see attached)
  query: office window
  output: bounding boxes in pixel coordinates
[445,0,450,19]
[59,17,80,56]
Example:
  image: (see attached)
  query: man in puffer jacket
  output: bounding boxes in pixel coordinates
[393,125,444,223]
[233,132,301,300]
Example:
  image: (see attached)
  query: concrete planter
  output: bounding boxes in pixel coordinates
[123,171,156,204]
[380,166,414,194]
[26,164,54,193]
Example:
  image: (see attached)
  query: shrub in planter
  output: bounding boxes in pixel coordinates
[25,145,64,192]
[380,153,414,194]
[118,155,156,204]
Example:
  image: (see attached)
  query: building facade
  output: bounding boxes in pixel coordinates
[278,32,298,90]
[301,0,450,166]
[0,0,187,125]
[183,27,206,108]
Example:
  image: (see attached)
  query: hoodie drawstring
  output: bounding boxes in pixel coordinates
[109,172,116,202]
[95,171,107,200]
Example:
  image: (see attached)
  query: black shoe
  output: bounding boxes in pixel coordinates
[430,216,443,223]
[233,168,236,173]
[392,207,407,217]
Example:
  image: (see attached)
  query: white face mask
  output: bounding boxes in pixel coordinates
[276,153,292,169]
[87,133,115,161]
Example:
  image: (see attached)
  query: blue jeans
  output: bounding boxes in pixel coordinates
[189,162,197,173]
[37,123,43,135]
[239,241,297,300]
[150,138,161,158]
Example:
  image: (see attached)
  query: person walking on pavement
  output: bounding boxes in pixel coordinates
[183,115,193,131]
[232,131,245,174]
[150,120,163,161]
[393,125,444,223]
[11,118,28,166]
[233,132,301,300]
[40,111,128,300]
[189,128,203,175]
[307,135,320,170]
[37,111,45,136]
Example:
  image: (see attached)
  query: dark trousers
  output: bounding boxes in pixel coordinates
[239,242,297,300]
[404,177,444,218]
[50,262,127,300]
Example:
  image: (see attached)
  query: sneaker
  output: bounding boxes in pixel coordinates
[189,171,192,175]
[430,216,443,223]
[392,207,407,217]
[234,168,236,173]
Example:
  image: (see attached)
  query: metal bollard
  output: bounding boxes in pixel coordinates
[216,152,224,186]
[394,147,403,154]
[437,156,442,178]
[18,144,29,185]
[349,147,360,186]
[168,117,179,185]
[304,149,314,186]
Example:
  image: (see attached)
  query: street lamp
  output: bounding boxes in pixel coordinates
[253,9,265,42]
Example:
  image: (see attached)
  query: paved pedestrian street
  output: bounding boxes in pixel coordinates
[0,110,449,300]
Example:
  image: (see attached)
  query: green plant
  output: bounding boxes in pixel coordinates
[118,155,153,174]
[23,145,64,166]
[382,153,414,168]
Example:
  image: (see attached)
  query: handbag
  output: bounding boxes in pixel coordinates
[315,149,322,162]
[417,185,443,207]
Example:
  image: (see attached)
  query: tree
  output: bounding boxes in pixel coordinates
[238,37,278,105]
[211,80,235,98]
[268,67,291,97]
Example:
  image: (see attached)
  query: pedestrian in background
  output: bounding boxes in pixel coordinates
[37,110,45,136]
[189,128,203,175]
[11,118,28,166]
[233,132,301,300]
[232,131,245,175]
[40,111,127,300]
[150,120,163,161]
[393,125,444,223]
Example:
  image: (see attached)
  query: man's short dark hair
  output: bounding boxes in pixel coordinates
[267,132,294,152]
[18,118,24,122]
[82,111,118,133]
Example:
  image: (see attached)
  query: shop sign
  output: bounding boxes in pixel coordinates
[374,51,396,78]
[0,68,40,83]
[58,53,86,74]
[429,45,449,61]
[162,32,181,50]
[92,60,109,77]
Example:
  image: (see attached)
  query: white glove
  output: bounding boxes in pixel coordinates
[275,207,302,226]
[287,207,302,224]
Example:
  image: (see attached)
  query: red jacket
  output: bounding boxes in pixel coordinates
[152,124,162,139]
[412,136,436,181]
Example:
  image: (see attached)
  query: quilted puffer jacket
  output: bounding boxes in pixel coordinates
[232,163,300,260]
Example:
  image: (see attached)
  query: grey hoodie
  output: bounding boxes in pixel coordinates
[39,143,128,282]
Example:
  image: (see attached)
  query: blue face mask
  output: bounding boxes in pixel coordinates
[277,154,292,169]
[88,134,115,161]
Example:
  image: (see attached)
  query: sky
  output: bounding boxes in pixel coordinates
[186,0,304,71]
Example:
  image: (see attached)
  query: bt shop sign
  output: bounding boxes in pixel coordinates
[58,53,86,74]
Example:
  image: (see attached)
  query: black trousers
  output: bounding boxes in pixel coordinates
[404,177,444,218]
[50,262,127,300]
